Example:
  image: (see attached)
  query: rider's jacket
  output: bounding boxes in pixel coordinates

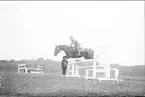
[70,39,80,47]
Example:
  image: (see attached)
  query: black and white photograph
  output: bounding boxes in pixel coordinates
[0,1,144,97]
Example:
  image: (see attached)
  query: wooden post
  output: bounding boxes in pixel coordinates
[25,64,28,73]
[93,48,97,79]
[106,62,110,80]
[72,59,75,76]
[75,65,80,77]
[18,64,20,73]
[85,70,89,78]
[67,59,70,76]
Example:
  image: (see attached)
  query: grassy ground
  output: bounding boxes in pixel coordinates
[0,62,145,97]
[0,72,145,97]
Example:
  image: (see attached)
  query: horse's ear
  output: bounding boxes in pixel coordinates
[55,44,57,47]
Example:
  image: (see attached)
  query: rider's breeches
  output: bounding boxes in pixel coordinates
[75,44,80,53]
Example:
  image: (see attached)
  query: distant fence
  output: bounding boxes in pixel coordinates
[18,64,43,73]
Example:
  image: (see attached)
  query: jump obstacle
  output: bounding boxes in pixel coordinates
[18,64,43,73]
[66,46,119,81]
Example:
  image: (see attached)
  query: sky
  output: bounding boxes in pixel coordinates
[0,1,144,66]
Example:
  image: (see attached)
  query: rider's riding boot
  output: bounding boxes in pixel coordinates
[77,49,80,56]
[78,52,80,56]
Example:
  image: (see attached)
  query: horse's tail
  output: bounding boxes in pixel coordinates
[85,48,94,59]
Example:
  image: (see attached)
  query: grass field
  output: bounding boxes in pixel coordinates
[0,61,145,97]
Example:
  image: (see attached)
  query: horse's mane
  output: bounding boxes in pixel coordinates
[58,45,69,49]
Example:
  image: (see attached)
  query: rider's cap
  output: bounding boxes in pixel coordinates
[70,36,73,39]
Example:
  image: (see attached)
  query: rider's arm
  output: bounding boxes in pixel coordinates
[70,42,73,46]
[70,40,74,46]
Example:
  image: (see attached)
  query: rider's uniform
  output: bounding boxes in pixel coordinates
[70,39,81,54]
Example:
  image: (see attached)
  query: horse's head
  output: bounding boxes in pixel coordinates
[54,45,60,56]
[54,45,69,56]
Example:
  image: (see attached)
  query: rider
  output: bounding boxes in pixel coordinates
[69,36,81,56]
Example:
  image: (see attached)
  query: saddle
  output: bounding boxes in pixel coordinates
[69,46,85,56]
[74,47,85,55]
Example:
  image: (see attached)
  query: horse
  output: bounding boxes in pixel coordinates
[54,44,94,75]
